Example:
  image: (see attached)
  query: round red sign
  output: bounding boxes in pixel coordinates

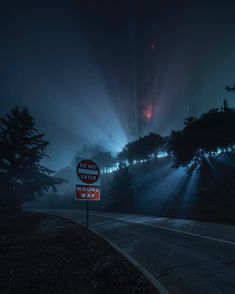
[77,159,100,184]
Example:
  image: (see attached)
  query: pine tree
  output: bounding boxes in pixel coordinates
[0,107,64,211]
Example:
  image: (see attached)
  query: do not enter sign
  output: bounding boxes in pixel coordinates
[77,159,100,184]
[76,159,100,201]
[76,159,100,229]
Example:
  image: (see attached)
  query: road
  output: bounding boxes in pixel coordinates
[38,209,235,294]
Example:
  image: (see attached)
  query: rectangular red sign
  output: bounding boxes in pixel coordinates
[76,185,100,201]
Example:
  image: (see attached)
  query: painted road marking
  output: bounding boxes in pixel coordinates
[70,217,169,294]
[86,213,235,246]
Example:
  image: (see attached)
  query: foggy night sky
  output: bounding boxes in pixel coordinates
[1,0,235,171]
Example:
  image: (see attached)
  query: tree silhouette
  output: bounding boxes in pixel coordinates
[0,107,64,212]
[225,83,235,93]
[91,151,116,168]
[170,101,235,169]
[107,164,135,212]
[118,132,163,163]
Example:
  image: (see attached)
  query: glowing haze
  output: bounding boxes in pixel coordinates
[1,0,235,170]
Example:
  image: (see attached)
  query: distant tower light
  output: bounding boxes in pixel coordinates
[143,104,153,120]
[146,112,152,119]
[151,41,157,49]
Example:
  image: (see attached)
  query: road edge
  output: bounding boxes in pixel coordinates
[71,218,170,294]
[88,212,235,246]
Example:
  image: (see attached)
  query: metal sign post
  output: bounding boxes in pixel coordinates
[75,159,100,231]
[86,200,89,229]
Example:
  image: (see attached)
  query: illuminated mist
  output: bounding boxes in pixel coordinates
[1,1,235,172]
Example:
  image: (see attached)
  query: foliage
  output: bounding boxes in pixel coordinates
[0,107,65,211]
[225,83,235,93]
[118,132,164,163]
[107,164,135,211]
[91,151,116,168]
[170,100,235,168]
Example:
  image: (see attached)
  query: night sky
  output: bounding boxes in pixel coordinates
[1,0,235,170]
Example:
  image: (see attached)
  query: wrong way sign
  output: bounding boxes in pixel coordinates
[76,185,100,200]
[76,159,100,201]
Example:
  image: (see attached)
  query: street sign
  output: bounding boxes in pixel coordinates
[76,185,100,200]
[76,159,100,185]
[76,159,100,201]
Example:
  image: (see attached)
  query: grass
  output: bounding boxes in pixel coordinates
[0,211,158,294]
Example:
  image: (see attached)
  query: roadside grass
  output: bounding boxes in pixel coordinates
[0,212,158,294]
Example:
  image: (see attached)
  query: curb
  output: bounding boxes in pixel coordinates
[71,218,170,294]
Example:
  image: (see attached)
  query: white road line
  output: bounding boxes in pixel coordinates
[70,218,169,294]
[87,213,235,246]
[41,209,235,246]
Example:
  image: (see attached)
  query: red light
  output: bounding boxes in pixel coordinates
[146,112,152,119]
[143,106,153,120]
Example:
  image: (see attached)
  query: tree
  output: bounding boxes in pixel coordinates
[91,151,116,169]
[107,164,135,212]
[0,107,64,212]
[225,83,235,93]
[118,132,163,163]
[170,101,235,170]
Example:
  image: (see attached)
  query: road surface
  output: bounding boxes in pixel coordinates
[38,209,235,294]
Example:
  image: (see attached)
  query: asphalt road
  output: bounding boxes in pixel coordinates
[39,209,235,294]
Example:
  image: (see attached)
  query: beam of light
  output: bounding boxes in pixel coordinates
[101,162,120,174]
[187,145,235,170]
[101,150,169,174]
[6,13,131,171]
[157,151,168,158]
[175,170,200,215]
[136,166,186,214]
[204,157,221,179]
[217,154,235,169]
[135,159,173,188]
[118,154,201,217]
[145,167,200,217]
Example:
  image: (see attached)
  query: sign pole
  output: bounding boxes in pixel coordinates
[75,158,101,236]
[86,200,89,229]
[76,159,101,201]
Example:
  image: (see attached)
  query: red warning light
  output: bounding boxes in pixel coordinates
[143,105,153,120]
[146,112,152,119]
[151,40,157,49]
